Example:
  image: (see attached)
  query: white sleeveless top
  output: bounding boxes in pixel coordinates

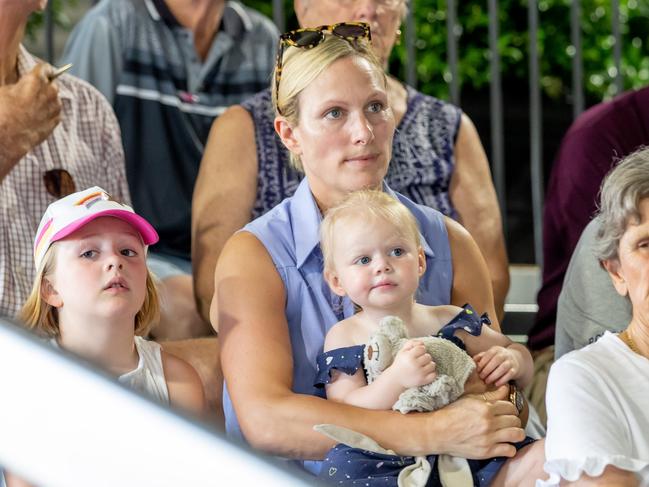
[50,336,169,405]
[118,336,169,405]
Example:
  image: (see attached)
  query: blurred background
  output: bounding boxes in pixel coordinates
[24,0,649,266]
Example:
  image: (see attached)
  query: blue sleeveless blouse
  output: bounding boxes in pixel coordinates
[222,178,453,474]
[241,86,462,220]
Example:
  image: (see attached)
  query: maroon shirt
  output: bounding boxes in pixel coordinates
[530,86,649,350]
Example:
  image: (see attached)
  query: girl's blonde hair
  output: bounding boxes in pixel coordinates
[320,189,422,273]
[271,34,385,171]
[20,244,160,337]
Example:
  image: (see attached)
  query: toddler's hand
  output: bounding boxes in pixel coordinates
[390,340,437,388]
[473,346,517,386]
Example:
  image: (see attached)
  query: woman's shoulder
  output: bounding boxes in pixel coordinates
[394,190,447,227]
[239,88,272,116]
[549,332,623,385]
[556,332,621,365]
[220,230,284,274]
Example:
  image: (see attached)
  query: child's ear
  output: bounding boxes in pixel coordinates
[417,247,426,277]
[324,268,347,297]
[601,258,628,297]
[41,277,63,308]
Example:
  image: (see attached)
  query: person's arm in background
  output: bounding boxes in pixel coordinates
[4,471,34,487]
[450,114,509,322]
[213,230,524,460]
[0,65,61,181]
[162,351,207,417]
[192,106,259,325]
[445,215,501,332]
[532,111,626,350]
[162,337,223,427]
[59,3,123,103]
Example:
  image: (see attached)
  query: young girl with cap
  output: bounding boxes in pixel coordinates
[6,187,205,487]
[20,186,205,413]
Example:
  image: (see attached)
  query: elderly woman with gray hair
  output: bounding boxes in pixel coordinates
[541,148,649,486]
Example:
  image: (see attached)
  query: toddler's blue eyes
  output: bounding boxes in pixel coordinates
[81,250,96,258]
[355,256,371,265]
[390,248,404,257]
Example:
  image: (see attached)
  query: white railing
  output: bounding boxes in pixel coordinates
[0,318,317,487]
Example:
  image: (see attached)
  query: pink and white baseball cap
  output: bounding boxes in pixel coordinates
[33,186,159,269]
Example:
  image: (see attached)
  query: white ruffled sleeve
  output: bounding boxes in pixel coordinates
[537,353,648,486]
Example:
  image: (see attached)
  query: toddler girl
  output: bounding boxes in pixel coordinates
[315,189,544,486]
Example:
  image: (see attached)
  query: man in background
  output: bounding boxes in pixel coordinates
[61,0,278,339]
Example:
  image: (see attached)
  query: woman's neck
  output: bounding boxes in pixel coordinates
[625,316,649,358]
[57,316,139,375]
[313,184,384,214]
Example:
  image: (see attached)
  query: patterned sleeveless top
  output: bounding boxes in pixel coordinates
[241,86,462,219]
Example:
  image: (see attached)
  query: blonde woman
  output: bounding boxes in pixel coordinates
[213,27,524,479]
[193,0,509,326]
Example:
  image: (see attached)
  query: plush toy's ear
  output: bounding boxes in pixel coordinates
[365,333,395,382]
[379,315,409,340]
[324,268,347,297]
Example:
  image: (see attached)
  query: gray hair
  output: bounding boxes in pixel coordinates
[593,147,649,262]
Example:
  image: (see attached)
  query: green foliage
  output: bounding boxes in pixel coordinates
[30,0,646,102]
[242,0,649,103]
[26,0,79,40]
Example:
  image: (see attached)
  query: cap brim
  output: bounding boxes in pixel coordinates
[50,210,159,246]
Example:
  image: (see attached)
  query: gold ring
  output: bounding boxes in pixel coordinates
[482,393,488,402]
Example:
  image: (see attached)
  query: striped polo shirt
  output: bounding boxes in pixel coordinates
[62,0,278,259]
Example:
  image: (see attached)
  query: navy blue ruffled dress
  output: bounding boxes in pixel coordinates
[313,304,534,486]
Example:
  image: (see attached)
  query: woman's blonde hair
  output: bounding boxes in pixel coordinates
[271,33,385,171]
[20,244,160,337]
[320,189,422,273]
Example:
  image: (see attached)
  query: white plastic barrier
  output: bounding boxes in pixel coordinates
[0,318,316,487]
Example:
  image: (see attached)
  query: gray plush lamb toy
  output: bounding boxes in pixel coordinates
[314,314,479,486]
[364,315,476,414]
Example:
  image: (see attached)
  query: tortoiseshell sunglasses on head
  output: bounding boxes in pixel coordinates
[274,22,372,115]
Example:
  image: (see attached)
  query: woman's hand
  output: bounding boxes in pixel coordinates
[434,385,524,459]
